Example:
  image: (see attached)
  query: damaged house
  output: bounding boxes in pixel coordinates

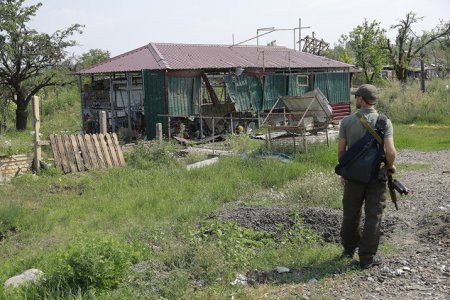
[76,43,353,140]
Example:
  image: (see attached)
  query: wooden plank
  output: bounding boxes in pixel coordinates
[84,134,100,169]
[49,134,63,172]
[98,134,113,168]
[55,134,71,173]
[37,140,50,146]
[70,135,85,172]
[92,134,106,169]
[76,134,93,170]
[111,133,126,166]
[62,134,78,173]
[32,96,41,173]
[105,133,119,167]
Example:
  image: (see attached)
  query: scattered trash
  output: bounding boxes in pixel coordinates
[187,157,219,171]
[275,266,290,273]
[394,269,405,276]
[402,266,411,272]
[231,274,248,286]
[257,151,292,163]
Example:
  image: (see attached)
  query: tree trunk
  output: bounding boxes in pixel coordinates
[395,65,408,83]
[15,100,29,130]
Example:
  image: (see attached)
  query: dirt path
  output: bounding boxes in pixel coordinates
[303,149,450,299]
[216,149,450,299]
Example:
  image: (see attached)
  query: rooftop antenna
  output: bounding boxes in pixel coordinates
[297,18,310,51]
[231,18,310,51]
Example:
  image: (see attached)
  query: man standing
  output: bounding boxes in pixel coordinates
[338,84,397,269]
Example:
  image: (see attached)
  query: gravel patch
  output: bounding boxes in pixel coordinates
[214,206,399,244]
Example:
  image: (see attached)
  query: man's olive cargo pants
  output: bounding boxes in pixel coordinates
[340,179,387,264]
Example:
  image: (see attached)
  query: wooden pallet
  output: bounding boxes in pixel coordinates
[49,133,125,173]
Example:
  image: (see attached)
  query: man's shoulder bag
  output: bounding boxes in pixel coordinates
[335,112,387,184]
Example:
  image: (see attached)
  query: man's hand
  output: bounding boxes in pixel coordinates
[387,165,396,175]
[340,176,347,186]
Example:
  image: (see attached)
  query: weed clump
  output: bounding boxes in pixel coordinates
[126,141,181,170]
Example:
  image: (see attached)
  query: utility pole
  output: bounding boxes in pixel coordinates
[298,18,310,51]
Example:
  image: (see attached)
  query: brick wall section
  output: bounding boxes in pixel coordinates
[0,155,33,183]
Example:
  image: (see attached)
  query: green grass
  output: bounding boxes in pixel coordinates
[395,124,450,151]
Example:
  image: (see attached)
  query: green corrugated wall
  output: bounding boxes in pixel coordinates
[224,75,263,112]
[168,76,201,116]
[247,76,263,111]
[262,75,288,110]
[288,75,309,96]
[143,70,166,139]
[313,73,350,104]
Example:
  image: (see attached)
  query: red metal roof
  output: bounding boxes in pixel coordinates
[77,43,352,74]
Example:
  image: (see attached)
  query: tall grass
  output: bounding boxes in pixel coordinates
[377,78,450,125]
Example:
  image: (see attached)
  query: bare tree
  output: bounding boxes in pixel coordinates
[386,12,450,82]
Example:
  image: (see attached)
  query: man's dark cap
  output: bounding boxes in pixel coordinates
[351,84,378,104]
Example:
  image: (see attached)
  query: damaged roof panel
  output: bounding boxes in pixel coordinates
[78,43,352,74]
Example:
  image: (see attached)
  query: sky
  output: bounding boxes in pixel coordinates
[26,0,450,58]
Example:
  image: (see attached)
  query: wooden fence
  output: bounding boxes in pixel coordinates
[49,133,125,174]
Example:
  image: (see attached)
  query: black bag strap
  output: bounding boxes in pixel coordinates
[355,112,385,145]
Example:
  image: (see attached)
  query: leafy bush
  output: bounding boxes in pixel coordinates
[54,236,137,289]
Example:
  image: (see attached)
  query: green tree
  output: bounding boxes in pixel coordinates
[341,19,387,83]
[386,12,450,82]
[0,0,83,130]
[79,48,110,69]
[321,44,353,64]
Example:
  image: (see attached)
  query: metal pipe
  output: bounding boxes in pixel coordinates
[212,117,215,155]
[109,74,116,132]
[126,72,132,140]
[299,18,302,51]
[78,75,84,133]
